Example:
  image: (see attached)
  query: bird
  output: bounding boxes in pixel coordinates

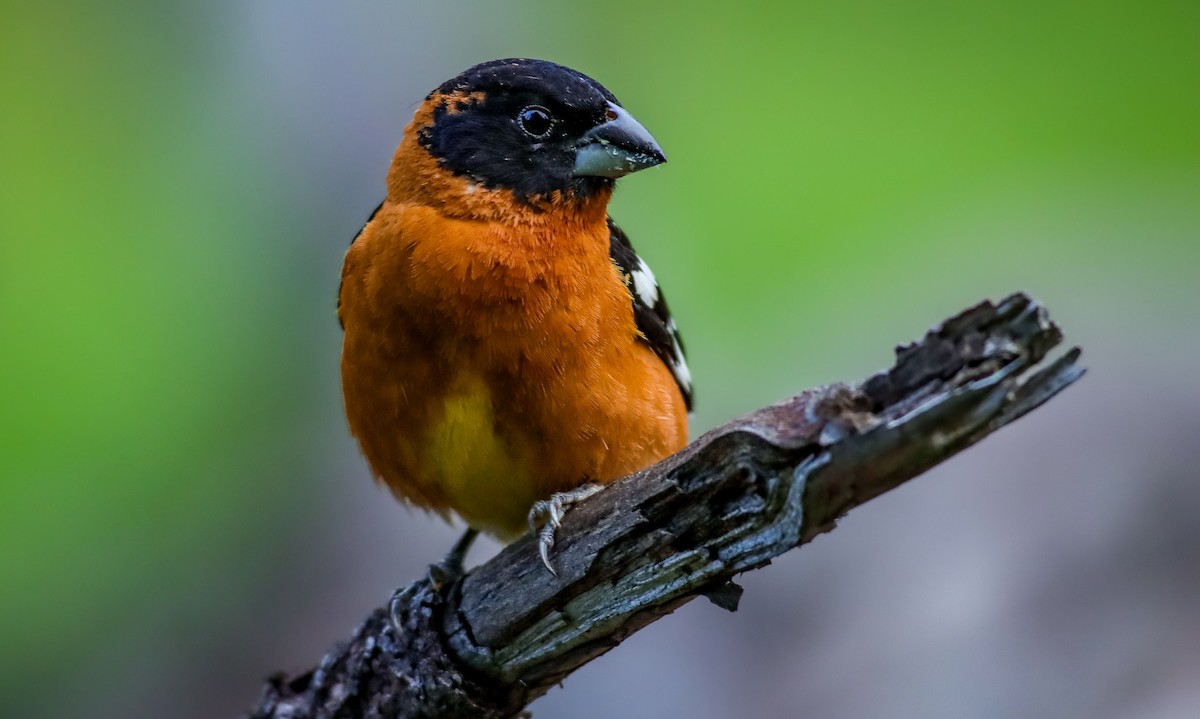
[337,58,691,579]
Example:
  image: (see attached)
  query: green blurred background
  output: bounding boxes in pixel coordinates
[3,2,1198,717]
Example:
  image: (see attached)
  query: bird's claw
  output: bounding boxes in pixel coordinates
[527,483,603,574]
[388,583,420,634]
[537,523,558,576]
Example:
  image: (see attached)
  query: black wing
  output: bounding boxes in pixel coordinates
[607,216,693,410]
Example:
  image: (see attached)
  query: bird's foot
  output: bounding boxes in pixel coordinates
[427,527,479,592]
[389,527,479,635]
[527,483,603,575]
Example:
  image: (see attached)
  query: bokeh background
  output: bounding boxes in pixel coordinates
[3,1,1198,717]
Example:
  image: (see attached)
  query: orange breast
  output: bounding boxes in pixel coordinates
[339,165,688,539]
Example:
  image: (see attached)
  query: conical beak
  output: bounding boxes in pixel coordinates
[572,101,667,178]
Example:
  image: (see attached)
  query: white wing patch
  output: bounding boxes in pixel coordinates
[632,260,689,395]
[669,344,691,394]
[664,318,692,395]
[631,260,659,307]
[607,216,693,410]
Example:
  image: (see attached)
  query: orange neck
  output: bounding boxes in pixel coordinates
[385,98,612,229]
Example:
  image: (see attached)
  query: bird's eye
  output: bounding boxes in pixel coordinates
[517,106,554,138]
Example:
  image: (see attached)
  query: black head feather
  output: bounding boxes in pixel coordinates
[418,59,624,202]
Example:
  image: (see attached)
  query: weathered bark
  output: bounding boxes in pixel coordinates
[248,292,1084,719]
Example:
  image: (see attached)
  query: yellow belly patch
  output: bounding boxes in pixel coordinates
[423,374,534,540]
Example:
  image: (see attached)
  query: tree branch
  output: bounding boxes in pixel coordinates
[248,292,1084,719]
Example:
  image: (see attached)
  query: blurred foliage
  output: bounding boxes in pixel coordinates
[0,0,1196,715]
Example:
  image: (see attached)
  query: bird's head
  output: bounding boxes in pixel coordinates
[391,58,665,213]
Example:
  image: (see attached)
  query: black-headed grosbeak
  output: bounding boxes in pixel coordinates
[338,58,691,575]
